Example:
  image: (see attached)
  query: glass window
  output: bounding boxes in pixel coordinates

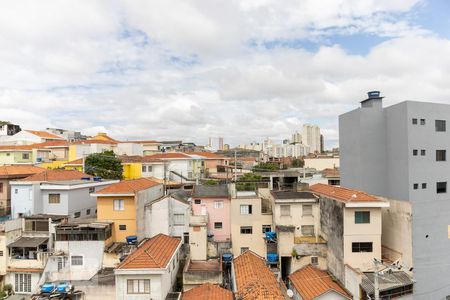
[420,119,426,125]
[89,187,95,193]
[142,165,147,172]
[86,209,91,215]
[280,205,290,216]
[241,247,249,254]
[412,118,418,125]
[173,214,185,225]
[194,199,201,204]
[71,256,83,266]
[127,279,150,294]
[262,225,271,233]
[214,222,223,229]
[114,199,124,211]
[437,182,447,194]
[49,194,60,204]
[436,150,446,161]
[421,149,426,156]
[413,183,418,190]
[436,120,446,132]
[412,149,418,156]
[422,183,427,189]
[301,225,314,236]
[119,225,127,230]
[22,153,29,159]
[355,211,370,223]
[74,212,80,218]
[240,205,252,215]
[214,201,224,209]
[302,205,313,216]
[311,256,318,265]
[352,242,373,252]
[240,226,252,234]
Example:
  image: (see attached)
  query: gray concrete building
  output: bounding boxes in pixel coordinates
[340,91,450,299]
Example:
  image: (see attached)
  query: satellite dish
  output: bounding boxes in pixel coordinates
[286,289,294,298]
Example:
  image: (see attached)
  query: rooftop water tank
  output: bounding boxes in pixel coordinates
[222,253,233,262]
[267,253,278,263]
[126,235,138,244]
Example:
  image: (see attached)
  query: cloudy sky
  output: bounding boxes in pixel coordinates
[0,0,449,148]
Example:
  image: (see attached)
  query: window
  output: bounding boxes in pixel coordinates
[311,256,318,265]
[241,247,249,254]
[74,212,81,218]
[240,204,252,215]
[302,205,312,216]
[352,242,373,252]
[114,199,124,211]
[420,119,426,125]
[71,256,83,266]
[6,153,10,156]
[262,225,271,233]
[422,183,427,189]
[127,279,150,294]
[437,182,447,194]
[0,183,3,193]
[89,187,95,193]
[173,214,185,225]
[301,225,314,236]
[240,226,252,234]
[436,120,446,132]
[119,225,127,230]
[421,149,426,156]
[280,205,291,216]
[436,150,446,161]
[14,273,31,293]
[413,149,418,156]
[22,153,29,159]
[49,193,60,204]
[412,118,418,125]
[15,188,18,194]
[214,201,224,209]
[194,199,201,204]
[413,183,418,190]
[147,166,152,172]
[0,251,3,256]
[214,222,223,229]
[355,211,370,223]
[86,209,91,215]
[142,165,147,172]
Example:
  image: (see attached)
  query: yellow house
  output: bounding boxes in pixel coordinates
[63,156,142,179]
[62,158,83,171]
[93,178,163,243]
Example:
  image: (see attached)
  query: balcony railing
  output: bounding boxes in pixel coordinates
[8,251,50,269]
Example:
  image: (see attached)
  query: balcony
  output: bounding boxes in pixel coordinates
[8,236,50,270]
[8,251,50,269]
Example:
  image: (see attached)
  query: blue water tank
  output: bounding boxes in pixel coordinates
[126,235,138,244]
[267,253,278,263]
[93,176,102,181]
[368,91,380,98]
[265,231,276,241]
[222,253,233,262]
[41,282,55,294]
[81,177,91,181]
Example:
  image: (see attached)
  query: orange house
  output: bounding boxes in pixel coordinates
[93,178,163,243]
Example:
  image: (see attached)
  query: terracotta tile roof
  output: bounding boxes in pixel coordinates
[187,152,227,159]
[8,267,44,273]
[233,251,284,300]
[145,153,192,159]
[64,158,83,165]
[289,265,351,300]
[31,140,69,148]
[122,140,160,144]
[0,145,34,151]
[321,168,340,178]
[310,183,381,203]
[25,130,63,139]
[182,283,233,300]
[72,139,117,145]
[117,234,181,269]
[21,169,91,182]
[0,165,45,178]
[95,178,160,195]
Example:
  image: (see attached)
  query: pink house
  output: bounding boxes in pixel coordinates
[191,184,231,242]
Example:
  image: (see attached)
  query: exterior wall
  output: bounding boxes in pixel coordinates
[11,183,40,217]
[135,186,164,240]
[6,272,41,294]
[114,143,143,156]
[272,201,319,238]
[0,151,33,164]
[38,160,69,169]
[344,265,362,300]
[192,197,231,242]
[122,163,142,180]
[189,216,208,261]
[146,197,189,238]
[230,196,272,257]
[0,179,10,212]
[142,163,164,179]
[0,234,7,275]
[303,158,340,171]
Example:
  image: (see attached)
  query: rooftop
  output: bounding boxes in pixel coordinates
[310,183,382,203]
[289,265,351,300]
[145,152,193,159]
[94,178,160,195]
[271,191,318,200]
[0,165,44,178]
[117,234,181,269]
[187,151,227,159]
[20,169,91,182]
[186,259,220,272]
[233,250,284,300]
[361,271,413,296]
[182,283,233,300]
[192,184,229,198]
[25,130,63,139]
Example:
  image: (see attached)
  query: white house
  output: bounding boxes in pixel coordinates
[114,234,182,300]
[0,130,63,145]
[10,169,118,218]
[144,191,190,239]
[142,153,204,182]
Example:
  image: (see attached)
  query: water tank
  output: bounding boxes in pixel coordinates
[126,235,137,244]
[368,91,380,98]
[222,253,233,262]
[265,231,276,241]
[81,177,91,181]
[93,176,102,181]
[267,253,278,263]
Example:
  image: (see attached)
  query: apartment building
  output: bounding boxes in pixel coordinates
[302,124,321,154]
[230,191,272,257]
[339,91,450,299]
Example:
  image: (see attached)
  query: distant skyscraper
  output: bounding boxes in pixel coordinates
[320,134,324,153]
[218,137,224,150]
[291,132,302,144]
[302,124,321,153]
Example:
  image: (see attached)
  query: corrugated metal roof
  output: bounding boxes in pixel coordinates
[8,237,48,248]
[361,271,414,295]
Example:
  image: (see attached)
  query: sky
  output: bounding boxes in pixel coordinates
[0,0,449,149]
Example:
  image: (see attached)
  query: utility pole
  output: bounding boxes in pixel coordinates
[234,150,237,182]
[374,259,380,300]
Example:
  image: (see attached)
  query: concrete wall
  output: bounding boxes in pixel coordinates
[136,185,164,240]
[192,197,231,242]
[304,158,340,171]
[145,196,189,238]
[0,234,6,275]
[11,183,40,217]
[189,216,207,261]
[272,200,319,238]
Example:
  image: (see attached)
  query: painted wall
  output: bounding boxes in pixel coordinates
[145,196,189,238]
[122,163,142,180]
[0,151,33,164]
[304,157,340,171]
[191,197,231,242]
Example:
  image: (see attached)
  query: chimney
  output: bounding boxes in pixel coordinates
[360,90,383,109]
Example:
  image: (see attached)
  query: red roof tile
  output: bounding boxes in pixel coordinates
[0,165,45,178]
[0,145,34,151]
[95,178,160,195]
[21,169,91,182]
[310,183,381,203]
[72,139,117,145]
[117,234,181,269]
[145,153,192,159]
[289,265,351,300]
[187,152,227,159]
[25,130,63,139]
[233,251,284,300]
[182,283,233,300]
[64,158,83,165]
[31,140,69,148]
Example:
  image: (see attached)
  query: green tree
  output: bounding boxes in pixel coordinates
[236,173,262,191]
[84,150,123,180]
[204,179,218,186]
[252,162,278,172]
[291,158,305,168]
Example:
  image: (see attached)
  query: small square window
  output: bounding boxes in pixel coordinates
[437,182,447,194]
[420,119,426,125]
[412,118,418,125]
[422,183,427,189]
[74,212,81,218]
[241,247,249,254]
[262,225,271,233]
[214,222,223,229]
[311,256,318,265]
[86,209,91,215]
[421,149,426,156]
[436,150,446,161]
[194,199,201,204]
[413,149,418,156]
[413,183,418,190]
[240,226,252,234]
[436,120,446,132]
[119,225,127,230]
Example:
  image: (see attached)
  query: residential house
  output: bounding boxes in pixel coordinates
[0,122,21,137]
[310,183,390,298]
[0,130,63,145]
[230,191,272,257]
[144,190,190,239]
[129,140,161,155]
[0,145,35,164]
[94,178,163,243]
[88,132,118,142]
[188,214,208,261]
[144,152,204,183]
[187,152,229,176]
[0,165,44,215]
[269,189,325,280]
[68,139,116,161]
[231,250,284,300]
[114,233,182,300]
[191,185,231,245]
[288,264,352,300]
[182,283,233,300]
[10,169,117,218]
[339,91,450,298]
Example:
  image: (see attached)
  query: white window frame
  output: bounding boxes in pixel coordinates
[127,279,150,294]
[114,199,124,211]
[71,255,83,266]
[214,200,224,209]
[280,205,291,216]
[240,204,252,215]
[302,204,313,216]
[173,213,185,225]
